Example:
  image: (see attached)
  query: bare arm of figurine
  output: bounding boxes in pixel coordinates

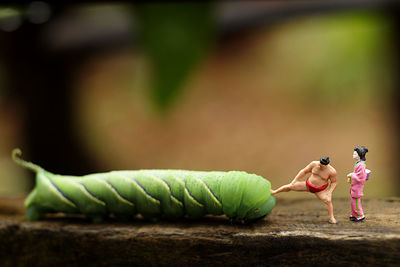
[290,162,314,184]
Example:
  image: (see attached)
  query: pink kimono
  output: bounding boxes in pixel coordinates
[351,161,367,218]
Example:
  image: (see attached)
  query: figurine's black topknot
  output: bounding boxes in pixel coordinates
[320,156,330,165]
[354,146,368,161]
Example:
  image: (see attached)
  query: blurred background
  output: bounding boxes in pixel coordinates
[0,1,399,198]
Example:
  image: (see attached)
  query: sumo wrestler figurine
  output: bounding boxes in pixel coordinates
[271,157,338,224]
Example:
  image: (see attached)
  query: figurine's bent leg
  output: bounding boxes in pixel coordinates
[271,181,307,195]
[315,191,336,224]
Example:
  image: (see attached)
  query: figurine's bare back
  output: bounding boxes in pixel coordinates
[308,161,336,187]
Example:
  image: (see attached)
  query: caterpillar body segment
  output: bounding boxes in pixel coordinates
[12,149,275,222]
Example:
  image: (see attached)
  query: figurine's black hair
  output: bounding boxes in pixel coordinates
[320,156,330,165]
[354,146,368,161]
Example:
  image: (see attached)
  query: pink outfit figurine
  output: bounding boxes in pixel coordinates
[347,146,369,222]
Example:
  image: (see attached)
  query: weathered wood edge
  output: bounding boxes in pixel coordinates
[1,197,399,266]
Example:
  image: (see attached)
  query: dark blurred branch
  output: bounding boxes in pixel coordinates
[218,0,397,35]
[390,2,400,195]
[2,1,399,34]
[0,7,101,177]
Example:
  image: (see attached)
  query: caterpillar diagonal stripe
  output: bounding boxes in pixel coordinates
[12,149,275,222]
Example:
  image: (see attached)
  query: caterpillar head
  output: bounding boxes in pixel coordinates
[244,194,276,221]
[222,172,276,222]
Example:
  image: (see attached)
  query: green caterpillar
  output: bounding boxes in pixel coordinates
[12,149,275,222]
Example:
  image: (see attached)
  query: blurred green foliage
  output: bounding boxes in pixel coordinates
[266,11,393,105]
[134,3,215,111]
[0,7,20,19]
[310,12,393,101]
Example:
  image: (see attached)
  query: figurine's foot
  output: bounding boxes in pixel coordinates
[352,216,365,223]
[349,216,357,221]
[328,218,337,224]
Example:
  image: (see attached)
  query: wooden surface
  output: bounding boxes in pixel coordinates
[0,196,399,266]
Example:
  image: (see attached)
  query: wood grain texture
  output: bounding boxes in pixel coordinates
[0,196,399,266]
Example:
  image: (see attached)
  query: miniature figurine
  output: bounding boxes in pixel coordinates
[271,157,338,224]
[347,146,369,222]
